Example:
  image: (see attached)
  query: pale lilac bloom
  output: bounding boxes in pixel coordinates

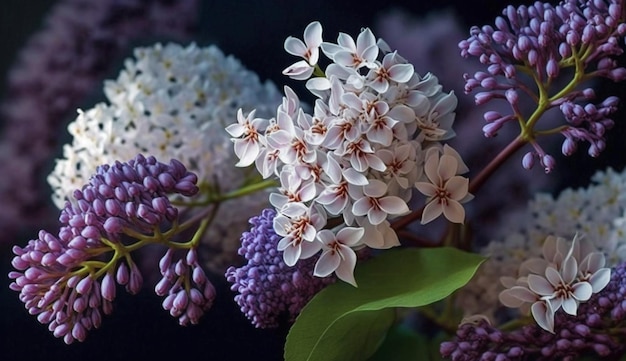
[314,227,364,286]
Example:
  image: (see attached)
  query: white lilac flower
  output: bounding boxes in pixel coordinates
[49,42,282,273]
[228,22,465,285]
[499,235,610,333]
[314,227,364,286]
[415,146,472,224]
[456,167,626,320]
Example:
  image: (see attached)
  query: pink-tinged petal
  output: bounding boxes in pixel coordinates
[281,202,307,218]
[589,268,611,293]
[433,91,458,116]
[364,179,387,198]
[387,105,415,123]
[277,236,293,251]
[300,181,317,202]
[581,252,606,273]
[343,168,368,186]
[571,282,592,301]
[352,197,370,217]
[527,274,555,296]
[544,267,564,288]
[314,251,341,277]
[334,50,359,67]
[442,144,469,174]
[266,129,292,149]
[415,182,437,197]
[367,154,387,172]
[323,154,342,184]
[360,45,379,64]
[282,60,314,80]
[316,229,335,247]
[300,240,322,259]
[438,154,458,182]
[342,92,363,110]
[337,227,365,247]
[531,301,555,333]
[303,223,317,242]
[234,140,260,167]
[306,77,331,96]
[446,176,469,200]
[304,21,323,48]
[350,153,368,172]
[499,286,537,307]
[284,37,307,57]
[442,200,465,224]
[561,255,578,284]
[388,64,414,83]
[421,200,443,224]
[520,258,549,275]
[561,297,578,316]
[368,207,387,225]
[282,244,302,267]
[367,126,393,146]
[369,78,389,94]
[547,297,563,313]
[337,33,356,51]
[334,247,358,287]
[225,123,244,137]
[423,150,440,185]
[378,196,409,216]
[357,28,376,52]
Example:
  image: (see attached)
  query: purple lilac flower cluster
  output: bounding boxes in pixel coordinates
[440,261,626,361]
[459,0,626,172]
[0,0,199,243]
[225,209,335,328]
[8,155,213,343]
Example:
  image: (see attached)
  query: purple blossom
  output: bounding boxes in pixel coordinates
[459,0,626,171]
[0,0,199,243]
[441,261,626,361]
[8,155,202,343]
[225,209,335,328]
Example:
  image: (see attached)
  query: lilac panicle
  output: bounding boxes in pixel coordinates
[0,0,199,243]
[8,155,200,344]
[225,209,335,328]
[155,248,216,326]
[459,0,626,172]
[441,261,626,361]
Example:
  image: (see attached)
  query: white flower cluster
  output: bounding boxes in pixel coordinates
[456,167,626,320]
[499,234,610,333]
[48,42,282,273]
[48,42,281,208]
[227,22,468,286]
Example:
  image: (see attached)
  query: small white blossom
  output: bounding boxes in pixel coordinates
[314,227,364,287]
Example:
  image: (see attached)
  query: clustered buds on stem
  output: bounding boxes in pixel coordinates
[460,0,626,172]
[9,155,214,343]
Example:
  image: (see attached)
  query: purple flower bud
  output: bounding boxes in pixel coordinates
[116,262,129,285]
[76,277,93,295]
[101,273,116,302]
[541,154,556,173]
[522,152,535,169]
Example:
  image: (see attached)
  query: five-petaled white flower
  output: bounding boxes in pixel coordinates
[283,21,323,80]
[352,179,410,225]
[226,109,267,167]
[314,227,364,287]
[415,148,472,224]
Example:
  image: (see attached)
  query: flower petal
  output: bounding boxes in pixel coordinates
[335,246,358,287]
[314,250,341,277]
[442,200,465,224]
[421,200,443,224]
[531,301,555,333]
[589,267,611,293]
[528,274,555,296]
[571,281,592,302]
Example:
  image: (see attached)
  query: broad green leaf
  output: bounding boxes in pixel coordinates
[285,247,485,361]
[368,324,428,361]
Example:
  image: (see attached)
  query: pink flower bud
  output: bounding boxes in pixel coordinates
[522,152,535,170]
[101,273,116,301]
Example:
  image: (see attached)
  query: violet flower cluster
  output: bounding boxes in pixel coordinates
[225,209,335,328]
[441,260,626,361]
[8,155,214,343]
[0,0,199,242]
[459,0,626,172]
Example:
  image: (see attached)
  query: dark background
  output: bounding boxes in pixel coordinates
[1,1,624,360]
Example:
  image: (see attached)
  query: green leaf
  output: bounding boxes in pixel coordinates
[285,247,485,361]
[367,324,428,361]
